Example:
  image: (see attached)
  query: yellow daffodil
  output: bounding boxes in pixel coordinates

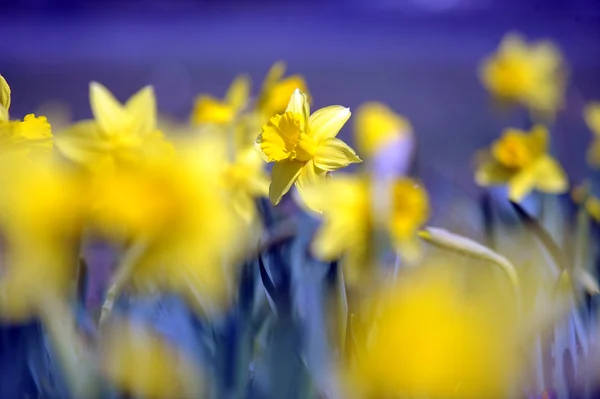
[345,269,520,399]
[191,75,250,126]
[307,174,429,282]
[584,102,600,167]
[102,321,204,399]
[0,160,88,321]
[479,33,566,116]
[256,89,361,207]
[475,124,568,202]
[256,62,309,122]
[91,136,247,308]
[56,82,172,171]
[354,102,412,158]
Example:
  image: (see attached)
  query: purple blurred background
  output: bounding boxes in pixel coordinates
[1,0,600,211]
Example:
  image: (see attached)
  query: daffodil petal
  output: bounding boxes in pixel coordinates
[314,138,362,171]
[269,159,303,205]
[309,106,351,142]
[225,75,251,112]
[508,169,537,202]
[534,155,568,194]
[125,85,156,135]
[89,82,131,134]
[0,74,10,121]
[474,153,514,186]
[295,160,328,211]
[285,89,309,128]
[55,120,111,166]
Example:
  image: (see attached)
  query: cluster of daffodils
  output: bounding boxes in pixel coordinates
[0,31,599,399]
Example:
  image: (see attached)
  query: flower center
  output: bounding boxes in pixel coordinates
[259,111,317,162]
[492,133,534,169]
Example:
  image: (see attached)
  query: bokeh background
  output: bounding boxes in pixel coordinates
[1,0,600,215]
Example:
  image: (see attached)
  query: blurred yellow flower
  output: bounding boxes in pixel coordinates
[56,82,172,170]
[480,33,566,116]
[354,102,411,158]
[475,124,568,201]
[257,62,309,122]
[0,74,11,121]
[191,75,250,126]
[102,321,204,399]
[584,102,600,167]
[256,89,361,207]
[308,175,429,282]
[572,182,600,223]
[0,160,88,321]
[91,136,247,307]
[346,270,520,398]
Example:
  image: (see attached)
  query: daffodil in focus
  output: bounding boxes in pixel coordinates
[475,124,568,201]
[56,82,172,170]
[584,102,600,167]
[346,269,520,398]
[102,321,204,399]
[0,160,88,321]
[354,102,412,158]
[191,75,250,126]
[480,33,566,116]
[256,62,309,122]
[92,135,247,308]
[256,89,361,207]
[308,174,429,282]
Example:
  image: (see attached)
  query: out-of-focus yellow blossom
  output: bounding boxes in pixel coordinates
[584,102,600,167]
[91,136,247,307]
[0,161,88,321]
[475,124,568,201]
[0,74,10,121]
[102,321,204,399]
[256,89,361,207]
[256,62,309,122]
[191,75,250,126]
[56,82,172,171]
[354,102,412,158]
[307,174,429,282]
[572,182,600,222]
[479,33,566,116]
[345,269,520,399]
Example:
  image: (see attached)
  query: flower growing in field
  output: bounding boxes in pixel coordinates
[479,33,566,116]
[256,88,361,207]
[475,124,568,201]
[56,82,172,171]
[256,62,309,122]
[191,75,250,126]
[354,102,411,159]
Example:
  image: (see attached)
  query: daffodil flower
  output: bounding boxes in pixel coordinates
[584,102,600,168]
[191,75,250,126]
[256,62,309,122]
[0,74,11,122]
[475,125,568,202]
[479,33,566,116]
[256,89,361,207]
[354,102,411,158]
[306,174,429,282]
[56,82,172,170]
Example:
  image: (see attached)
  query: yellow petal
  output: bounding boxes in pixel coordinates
[474,154,514,186]
[309,105,351,142]
[533,155,568,194]
[262,62,286,92]
[125,86,156,135]
[0,74,10,121]
[295,160,328,211]
[55,120,110,166]
[269,159,303,205]
[225,75,251,112]
[89,82,131,134]
[508,168,537,202]
[285,89,309,129]
[584,103,600,137]
[313,138,362,171]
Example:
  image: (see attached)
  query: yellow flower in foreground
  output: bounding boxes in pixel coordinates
[307,175,429,282]
[91,137,247,307]
[480,33,565,115]
[56,82,172,170]
[191,75,250,126]
[354,102,412,158]
[256,89,361,206]
[257,62,309,122]
[0,74,11,121]
[102,321,203,399]
[584,102,600,167]
[0,161,88,321]
[475,124,568,201]
[346,269,520,398]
